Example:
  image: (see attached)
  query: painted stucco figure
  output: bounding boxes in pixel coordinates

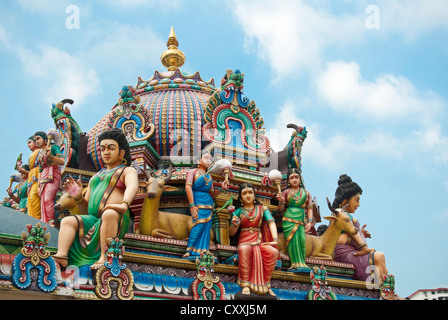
[34,131,65,227]
[276,168,313,271]
[24,136,41,219]
[183,153,229,259]
[52,128,138,270]
[332,174,388,282]
[7,166,29,213]
[51,99,82,169]
[229,182,279,298]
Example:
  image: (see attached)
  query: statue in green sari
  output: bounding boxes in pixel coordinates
[276,168,314,272]
[52,128,138,270]
[7,165,29,213]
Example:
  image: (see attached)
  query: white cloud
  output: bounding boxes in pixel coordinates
[0,25,11,49]
[14,0,71,14]
[231,0,448,80]
[267,98,448,170]
[266,100,307,152]
[232,0,365,79]
[98,0,183,9]
[315,60,444,124]
[83,22,165,78]
[415,124,448,164]
[0,23,99,108]
[266,100,351,170]
[376,0,448,40]
[1,17,166,109]
[16,45,100,107]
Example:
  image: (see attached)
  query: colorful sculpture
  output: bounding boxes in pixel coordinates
[0,27,398,301]
[306,265,337,300]
[51,99,82,169]
[285,124,307,171]
[7,167,29,213]
[11,223,58,292]
[25,135,41,219]
[34,131,65,227]
[94,237,134,300]
[276,168,313,271]
[54,187,88,216]
[137,164,193,239]
[189,251,226,300]
[305,198,358,260]
[332,174,389,282]
[379,274,404,300]
[52,128,138,270]
[203,69,269,167]
[183,152,229,259]
[229,182,278,298]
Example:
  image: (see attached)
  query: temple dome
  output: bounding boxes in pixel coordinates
[86,27,216,170]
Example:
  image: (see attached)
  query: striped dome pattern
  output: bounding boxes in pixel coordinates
[86,69,216,170]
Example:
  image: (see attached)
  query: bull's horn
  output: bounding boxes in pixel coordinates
[144,168,155,180]
[287,123,300,133]
[162,162,173,184]
[60,99,74,105]
[326,197,339,216]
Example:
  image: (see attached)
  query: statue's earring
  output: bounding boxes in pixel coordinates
[121,158,127,165]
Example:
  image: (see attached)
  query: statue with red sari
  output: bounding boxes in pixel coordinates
[229,182,279,299]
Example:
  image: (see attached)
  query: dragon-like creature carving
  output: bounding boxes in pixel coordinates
[94,237,134,300]
[51,99,82,169]
[11,223,58,292]
[189,251,225,300]
[379,274,404,300]
[306,265,337,300]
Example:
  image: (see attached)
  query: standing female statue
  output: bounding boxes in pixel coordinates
[183,152,229,259]
[7,165,30,213]
[229,182,279,297]
[25,136,41,219]
[276,168,313,271]
[52,128,138,269]
[332,174,389,282]
[34,131,65,226]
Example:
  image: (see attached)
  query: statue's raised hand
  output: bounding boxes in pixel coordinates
[62,176,83,201]
[361,224,371,239]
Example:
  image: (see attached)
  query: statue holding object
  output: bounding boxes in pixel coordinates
[332,174,390,283]
[276,168,313,272]
[52,128,138,270]
[229,182,278,299]
[34,130,65,227]
[183,152,229,259]
[7,168,29,213]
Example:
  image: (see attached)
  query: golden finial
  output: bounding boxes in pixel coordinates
[160,26,186,71]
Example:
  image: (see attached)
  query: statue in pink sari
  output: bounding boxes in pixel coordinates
[34,130,65,227]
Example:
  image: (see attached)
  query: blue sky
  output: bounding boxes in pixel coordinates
[1,0,447,297]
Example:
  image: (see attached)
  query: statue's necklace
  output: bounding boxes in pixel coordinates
[97,165,124,181]
[198,168,211,186]
[290,188,303,204]
[242,206,256,221]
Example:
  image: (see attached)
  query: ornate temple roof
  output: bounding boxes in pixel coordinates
[87,27,217,169]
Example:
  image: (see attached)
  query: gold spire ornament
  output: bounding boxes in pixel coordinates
[160,26,186,71]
